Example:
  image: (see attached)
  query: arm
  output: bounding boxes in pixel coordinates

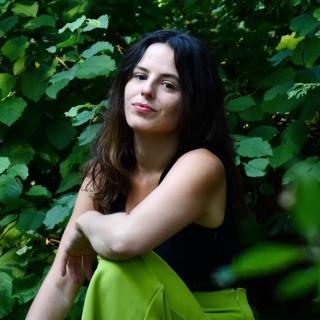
[78,149,226,260]
[26,178,96,320]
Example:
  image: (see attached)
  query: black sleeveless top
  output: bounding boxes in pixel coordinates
[110,150,238,291]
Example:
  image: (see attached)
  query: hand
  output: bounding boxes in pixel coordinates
[60,219,96,284]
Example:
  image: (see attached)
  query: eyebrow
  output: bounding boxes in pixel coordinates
[135,65,180,83]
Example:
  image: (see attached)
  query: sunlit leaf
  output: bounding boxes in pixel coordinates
[81,41,114,58]
[75,55,116,79]
[1,36,29,62]
[244,158,269,177]
[0,157,10,174]
[58,15,86,33]
[237,137,273,158]
[0,73,16,99]
[78,123,101,145]
[12,1,39,17]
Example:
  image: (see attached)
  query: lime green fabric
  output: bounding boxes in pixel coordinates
[82,251,254,320]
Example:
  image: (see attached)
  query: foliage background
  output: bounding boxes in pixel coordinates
[0,0,320,319]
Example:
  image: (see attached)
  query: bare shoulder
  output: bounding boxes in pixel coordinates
[170,148,225,183]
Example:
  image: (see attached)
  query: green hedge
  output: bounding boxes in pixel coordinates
[0,1,319,319]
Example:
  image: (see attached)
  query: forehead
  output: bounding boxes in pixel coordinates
[136,43,178,76]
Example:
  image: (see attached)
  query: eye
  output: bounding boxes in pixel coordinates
[162,81,175,90]
[133,72,146,80]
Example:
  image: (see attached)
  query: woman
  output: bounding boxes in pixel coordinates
[27,29,254,319]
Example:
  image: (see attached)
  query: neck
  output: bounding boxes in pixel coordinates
[133,131,179,176]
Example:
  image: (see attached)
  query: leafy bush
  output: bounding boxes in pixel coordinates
[0,1,319,319]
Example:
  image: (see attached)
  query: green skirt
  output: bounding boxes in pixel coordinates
[82,251,254,320]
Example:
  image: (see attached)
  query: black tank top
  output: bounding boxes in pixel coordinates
[110,150,238,291]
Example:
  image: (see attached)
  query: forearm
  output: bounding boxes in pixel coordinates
[26,266,81,320]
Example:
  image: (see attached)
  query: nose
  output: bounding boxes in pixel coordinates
[141,80,155,99]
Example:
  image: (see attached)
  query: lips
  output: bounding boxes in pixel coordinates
[132,103,156,112]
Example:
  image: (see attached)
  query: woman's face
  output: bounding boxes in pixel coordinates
[124,43,181,136]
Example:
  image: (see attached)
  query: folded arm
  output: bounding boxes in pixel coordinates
[78,149,226,260]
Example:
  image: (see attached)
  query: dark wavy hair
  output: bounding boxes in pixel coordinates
[84,29,240,214]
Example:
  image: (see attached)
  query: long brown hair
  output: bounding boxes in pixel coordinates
[84,29,240,214]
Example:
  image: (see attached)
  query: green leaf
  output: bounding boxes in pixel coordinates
[12,1,39,17]
[276,33,304,51]
[283,157,320,185]
[13,56,26,76]
[7,164,29,180]
[23,14,55,29]
[276,267,320,300]
[264,83,293,101]
[0,73,16,99]
[56,193,76,209]
[290,12,320,36]
[50,66,77,84]
[248,125,278,141]
[244,158,269,177]
[238,105,264,122]
[57,172,82,193]
[231,244,305,278]
[46,79,69,99]
[0,175,23,203]
[261,94,303,113]
[270,145,294,169]
[0,97,27,127]
[1,36,29,62]
[0,157,10,174]
[262,68,296,87]
[26,185,51,197]
[75,55,116,79]
[72,110,95,126]
[56,33,77,48]
[0,141,35,165]
[58,15,86,33]
[16,209,45,231]
[293,176,320,240]
[82,14,109,32]
[314,8,320,21]
[269,50,292,67]
[281,120,308,155]
[78,123,101,145]
[0,272,14,318]
[226,96,255,112]
[21,72,47,102]
[237,137,273,158]
[0,16,18,38]
[0,248,27,279]
[60,145,88,177]
[303,38,320,68]
[43,205,70,230]
[13,274,41,304]
[46,120,76,150]
[81,41,114,58]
